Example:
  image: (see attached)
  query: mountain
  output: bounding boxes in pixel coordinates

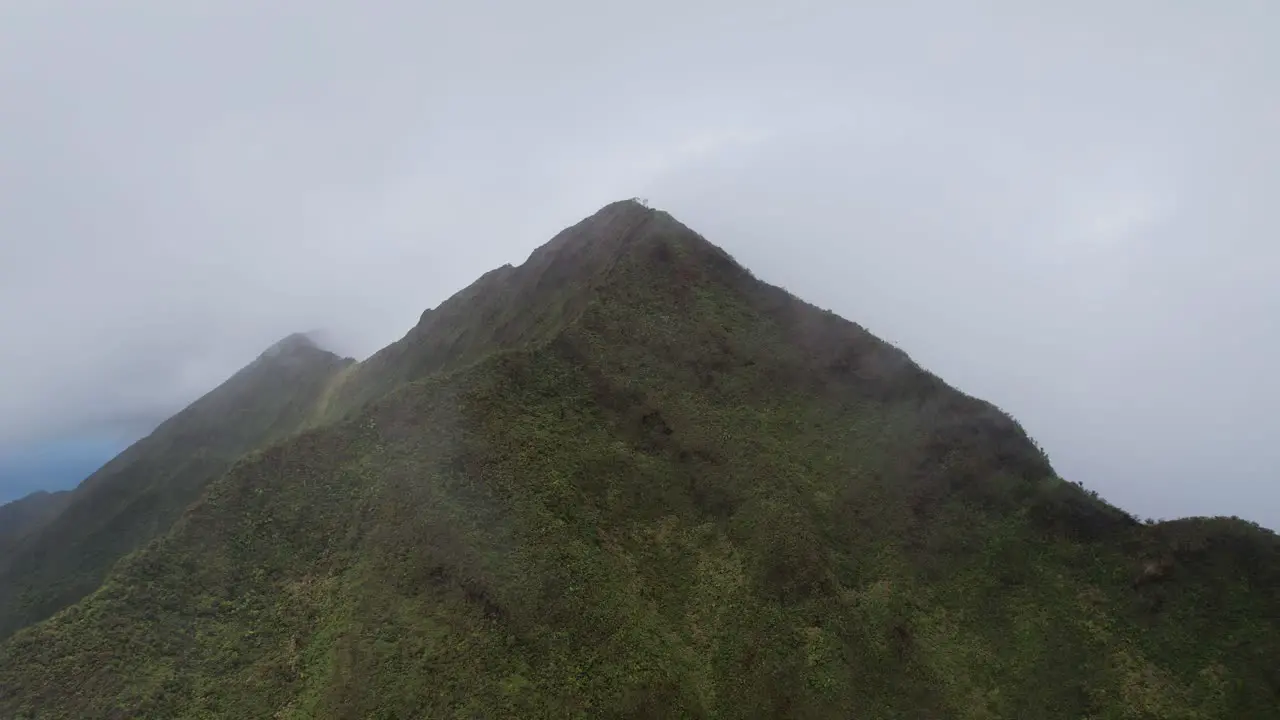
[0,200,1276,719]
[0,333,354,640]
[0,490,71,553]
[314,199,656,420]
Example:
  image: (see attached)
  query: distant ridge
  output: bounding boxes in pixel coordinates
[0,489,71,552]
[0,333,353,639]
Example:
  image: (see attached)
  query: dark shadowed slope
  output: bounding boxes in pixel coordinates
[0,333,354,640]
[0,202,1276,718]
[0,490,71,554]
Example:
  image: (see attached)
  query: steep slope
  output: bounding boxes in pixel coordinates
[313,199,653,421]
[0,490,71,552]
[1,203,1276,719]
[0,333,354,640]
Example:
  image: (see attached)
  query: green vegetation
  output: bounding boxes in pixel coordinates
[0,201,1275,718]
[0,334,354,640]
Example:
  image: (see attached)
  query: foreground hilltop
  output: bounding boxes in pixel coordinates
[0,200,1276,718]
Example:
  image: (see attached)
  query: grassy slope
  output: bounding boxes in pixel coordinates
[1,205,1276,718]
[316,199,652,422]
[0,200,641,643]
[0,336,355,640]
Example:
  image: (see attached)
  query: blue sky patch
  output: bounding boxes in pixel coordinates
[0,436,127,505]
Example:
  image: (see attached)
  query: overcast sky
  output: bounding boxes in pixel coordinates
[1,1,1276,527]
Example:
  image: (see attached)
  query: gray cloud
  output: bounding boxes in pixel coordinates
[1,1,1276,527]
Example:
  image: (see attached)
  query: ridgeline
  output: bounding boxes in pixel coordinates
[1,201,1275,718]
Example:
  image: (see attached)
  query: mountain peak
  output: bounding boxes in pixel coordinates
[260,331,320,358]
[2,201,1278,717]
[530,197,654,257]
[251,331,353,371]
